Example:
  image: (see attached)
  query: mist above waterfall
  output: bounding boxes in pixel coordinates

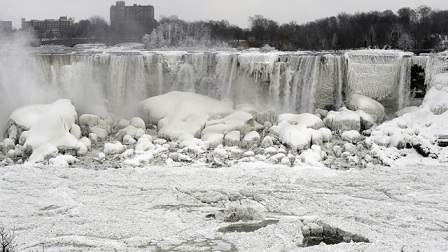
[0,35,111,138]
[0,32,59,137]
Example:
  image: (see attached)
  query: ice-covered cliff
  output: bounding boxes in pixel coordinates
[1,49,447,123]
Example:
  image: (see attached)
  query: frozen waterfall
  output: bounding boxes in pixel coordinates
[1,49,443,126]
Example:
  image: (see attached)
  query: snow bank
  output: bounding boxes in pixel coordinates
[369,86,448,164]
[422,87,448,115]
[431,73,448,89]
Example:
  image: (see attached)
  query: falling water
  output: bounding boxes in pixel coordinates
[2,48,439,137]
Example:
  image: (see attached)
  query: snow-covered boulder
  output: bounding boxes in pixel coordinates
[182,141,206,158]
[123,135,137,145]
[268,153,286,164]
[135,137,154,153]
[203,133,224,149]
[255,109,277,125]
[341,130,362,143]
[208,145,229,166]
[5,124,19,143]
[120,149,135,159]
[78,114,111,140]
[70,124,82,139]
[278,122,312,151]
[49,154,78,167]
[311,130,323,145]
[89,133,98,144]
[369,134,391,147]
[130,117,146,130]
[117,125,146,140]
[348,94,386,123]
[261,136,274,148]
[277,113,324,129]
[299,147,324,167]
[356,110,375,130]
[315,109,328,118]
[324,108,361,133]
[114,119,130,131]
[79,137,92,150]
[104,141,125,155]
[264,146,277,156]
[2,138,15,154]
[6,149,17,159]
[242,131,260,148]
[243,150,255,158]
[319,128,332,142]
[139,91,234,141]
[224,131,241,147]
[202,110,254,144]
[8,99,87,163]
[96,152,106,162]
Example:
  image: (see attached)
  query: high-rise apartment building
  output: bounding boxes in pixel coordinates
[110,1,155,36]
[21,16,74,37]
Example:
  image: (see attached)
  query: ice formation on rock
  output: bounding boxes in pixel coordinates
[139,91,234,141]
[347,94,386,123]
[7,99,87,163]
[324,108,361,133]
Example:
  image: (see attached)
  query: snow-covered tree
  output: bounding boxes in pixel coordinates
[142,16,228,50]
[398,33,415,50]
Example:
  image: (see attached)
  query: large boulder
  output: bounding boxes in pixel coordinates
[277,113,324,130]
[78,114,111,140]
[324,108,361,133]
[278,122,312,151]
[348,94,386,123]
[8,99,87,163]
[139,91,234,141]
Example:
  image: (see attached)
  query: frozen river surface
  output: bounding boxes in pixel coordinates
[1,162,448,251]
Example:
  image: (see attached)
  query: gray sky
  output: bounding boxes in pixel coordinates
[1,0,448,29]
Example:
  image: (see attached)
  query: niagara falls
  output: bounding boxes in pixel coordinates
[1,1,448,251]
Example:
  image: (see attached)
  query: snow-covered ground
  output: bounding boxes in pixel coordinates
[1,161,447,251]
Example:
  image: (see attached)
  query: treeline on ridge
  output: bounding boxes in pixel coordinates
[46,5,448,50]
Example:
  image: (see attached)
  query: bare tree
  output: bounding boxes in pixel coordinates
[0,227,15,252]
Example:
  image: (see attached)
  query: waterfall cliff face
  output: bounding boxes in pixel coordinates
[17,51,350,115]
[345,51,414,111]
[2,49,444,122]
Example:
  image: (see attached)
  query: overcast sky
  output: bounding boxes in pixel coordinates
[1,0,448,29]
